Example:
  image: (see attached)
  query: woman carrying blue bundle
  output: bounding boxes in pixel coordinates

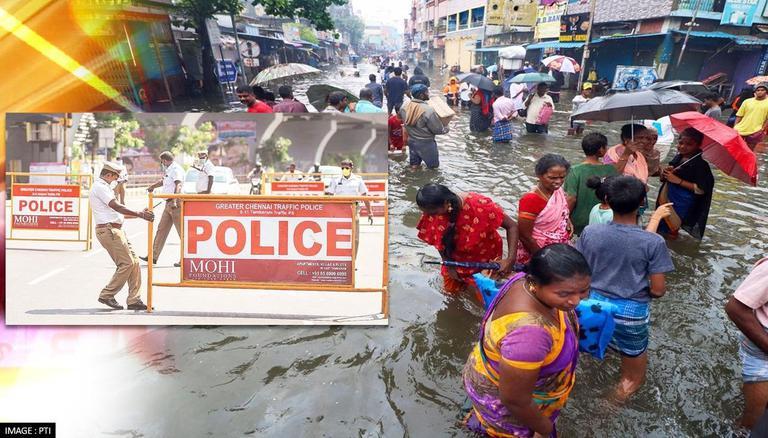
[463,244,591,437]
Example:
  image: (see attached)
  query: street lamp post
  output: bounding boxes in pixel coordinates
[677,0,703,67]
[231,14,249,85]
[577,0,598,89]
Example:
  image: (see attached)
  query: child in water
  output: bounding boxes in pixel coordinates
[587,175,673,232]
[576,175,675,401]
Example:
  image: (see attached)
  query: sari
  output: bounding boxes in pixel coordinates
[417,193,504,293]
[470,90,493,132]
[463,273,579,437]
[656,153,714,239]
[603,145,649,184]
[516,188,572,265]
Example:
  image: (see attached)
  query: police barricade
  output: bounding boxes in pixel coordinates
[262,172,326,195]
[264,172,388,219]
[145,193,389,319]
[268,181,325,196]
[359,180,387,217]
[6,172,93,250]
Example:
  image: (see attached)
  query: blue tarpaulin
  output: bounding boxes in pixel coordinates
[525,41,585,50]
[670,30,768,46]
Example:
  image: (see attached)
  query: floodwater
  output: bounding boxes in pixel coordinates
[114,64,768,437]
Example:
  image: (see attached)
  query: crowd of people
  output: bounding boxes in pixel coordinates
[409,115,767,435]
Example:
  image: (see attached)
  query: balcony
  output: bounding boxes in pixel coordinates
[674,0,726,13]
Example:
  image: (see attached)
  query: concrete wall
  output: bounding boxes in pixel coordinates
[445,0,486,16]
[567,0,674,23]
[444,35,478,71]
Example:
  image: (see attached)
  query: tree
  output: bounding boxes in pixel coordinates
[257,136,292,171]
[94,114,143,157]
[254,0,347,31]
[172,0,243,98]
[174,122,216,156]
[173,0,348,96]
[299,25,319,45]
[142,116,181,156]
[331,13,364,50]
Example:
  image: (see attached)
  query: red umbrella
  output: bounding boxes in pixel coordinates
[669,111,758,186]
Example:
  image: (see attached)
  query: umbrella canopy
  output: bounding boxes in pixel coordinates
[306,84,358,112]
[486,64,498,73]
[249,63,321,86]
[746,75,768,86]
[456,72,496,92]
[571,89,702,122]
[669,111,758,186]
[541,55,581,74]
[506,72,557,84]
[498,45,526,59]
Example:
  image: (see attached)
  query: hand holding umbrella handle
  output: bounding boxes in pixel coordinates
[672,152,703,172]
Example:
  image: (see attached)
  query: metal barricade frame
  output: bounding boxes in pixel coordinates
[6,172,93,250]
[146,193,389,319]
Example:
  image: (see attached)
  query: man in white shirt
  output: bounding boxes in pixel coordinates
[191,150,215,194]
[140,151,185,266]
[90,161,154,310]
[114,157,128,204]
[280,163,304,181]
[326,159,374,262]
[570,82,593,135]
[524,82,555,134]
[507,81,527,112]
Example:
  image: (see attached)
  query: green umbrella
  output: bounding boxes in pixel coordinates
[506,72,557,84]
[249,63,321,86]
[307,84,358,112]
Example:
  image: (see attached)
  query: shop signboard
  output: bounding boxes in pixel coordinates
[559,13,590,42]
[722,0,759,27]
[182,200,354,286]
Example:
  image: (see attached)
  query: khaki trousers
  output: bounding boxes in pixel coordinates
[95,226,141,304]
[152,201,181,260]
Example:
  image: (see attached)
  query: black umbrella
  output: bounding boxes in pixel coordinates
[456,72,495,92]
[307,84,358,112]
[424,260,526,271]
[571,89,702,122]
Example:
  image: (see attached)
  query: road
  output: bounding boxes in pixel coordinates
[5,194,387,325]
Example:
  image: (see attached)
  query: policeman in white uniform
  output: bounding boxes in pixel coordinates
[192,150,215,194]
[90,161,154,310]
[327,159,374,263]
[280,162,304,181]
[140,151,185,266]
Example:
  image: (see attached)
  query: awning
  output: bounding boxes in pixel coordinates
[297,40,321,49]
[590,32,667,44]
[525,41,585,50]
[670,30,768,46]
[473,46,505,52]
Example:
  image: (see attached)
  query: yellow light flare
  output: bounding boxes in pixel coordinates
[0,5,140,112]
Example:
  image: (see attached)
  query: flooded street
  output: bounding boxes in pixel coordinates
[116,64,768,437]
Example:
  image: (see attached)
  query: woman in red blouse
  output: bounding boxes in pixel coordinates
[416,183,518,295]
[517,154,574,264]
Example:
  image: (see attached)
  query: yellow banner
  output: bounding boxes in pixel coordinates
[486,0,506,26]
[486,0,537,27]
[535,1,567,40]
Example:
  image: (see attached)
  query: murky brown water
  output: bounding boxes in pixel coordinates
[114,64,768,437]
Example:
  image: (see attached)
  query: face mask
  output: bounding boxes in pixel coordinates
[342,168,351,177]
[161,163,167,172]
[194,158,205,168]
[109,180,118,190]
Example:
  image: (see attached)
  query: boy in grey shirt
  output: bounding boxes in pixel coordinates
[576,175,674,401]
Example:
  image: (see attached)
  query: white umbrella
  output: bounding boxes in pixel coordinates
[249,63,321,86]
[541,55,581,74]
